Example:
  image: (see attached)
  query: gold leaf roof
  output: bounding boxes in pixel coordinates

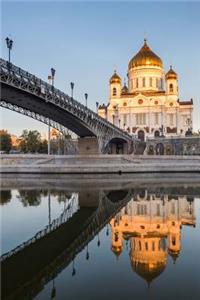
[128,39,163,69]
[109,70,121,84]
[165,65,178,79]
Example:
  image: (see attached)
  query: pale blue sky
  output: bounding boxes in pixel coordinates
[1,1,200,136]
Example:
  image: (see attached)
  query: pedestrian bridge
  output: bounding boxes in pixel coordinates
[0,58,136,154]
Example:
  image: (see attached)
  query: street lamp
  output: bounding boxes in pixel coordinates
[5,37,13,65]
[70,82,74,99]
[84,93,88,107]
[48,68,56,155]
[96,101,99,113]
[51,68,56,88]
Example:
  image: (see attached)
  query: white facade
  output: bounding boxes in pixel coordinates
[98,39,193,141]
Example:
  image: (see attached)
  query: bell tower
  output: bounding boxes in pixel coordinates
[165,65,178,96]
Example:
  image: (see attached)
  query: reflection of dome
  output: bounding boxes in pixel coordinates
[111,245,122,257]
[168,249,180,264]
[131,261,166,284]
[128,39,163,69]
[165,66,177,80]
[109,71,121,84]
[130,237,167,285]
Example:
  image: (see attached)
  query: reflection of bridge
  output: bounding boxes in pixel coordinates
[0,59,135,153]
[1,189,132,300]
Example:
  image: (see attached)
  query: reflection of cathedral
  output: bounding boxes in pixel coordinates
[98,39,193,140]
[110,193,195,285]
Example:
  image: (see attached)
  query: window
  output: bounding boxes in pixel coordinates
[137,204,147,215]
[143,77,145,87]
[123,114,127,125]
[169,83,174,93]
[145,242,148,251]
[152,241,155,251]
[156,78,159,88]
[154,113,159,125]
[172,235,176,246]
[113,87,117,96]
[171,202,175,214]
[136,113,146,125]
[136,78,139,88]
[160,78,163,89]
[156,204,160,216]
[169,114,174,126]
[150,77,153,87]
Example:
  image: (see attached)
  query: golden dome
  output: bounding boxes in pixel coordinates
[128,39,163,69]
[131,261,166,284]
[109,70,121,84]
[165,65,178,80]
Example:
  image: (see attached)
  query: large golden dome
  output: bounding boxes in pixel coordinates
[128,39,163,69]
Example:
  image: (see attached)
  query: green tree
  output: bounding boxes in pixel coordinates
[0,190,12,205]
[39,139,48,153]
[17,190,42,206]
[19,130,42,153]
[0,130,12,153]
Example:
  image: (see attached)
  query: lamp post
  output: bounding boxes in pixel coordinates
[70,82,74,99]
[5,37,13,66]
[84,93,88,107]
[48,68,56,155]
[96,101,99,113]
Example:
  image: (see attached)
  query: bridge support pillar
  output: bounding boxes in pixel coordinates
[78,137,100,154]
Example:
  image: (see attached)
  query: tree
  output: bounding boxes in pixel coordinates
[38,139,48,153]
[0,190,12,205]
[19,130,42,153]
[0,130,12,153]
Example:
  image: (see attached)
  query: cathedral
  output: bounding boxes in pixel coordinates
[110,192,195,285]
[98,39,193,141]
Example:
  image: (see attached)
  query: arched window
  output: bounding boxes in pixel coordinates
[113,87,117,96]
[172,235,176,246]
[143,77,145,87]
[169,83,174,93]
[156,78,159,88]
[160,78,163,89]
[136,78,139,88]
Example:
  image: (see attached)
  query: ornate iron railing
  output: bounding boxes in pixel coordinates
[0,58,133,146]
[0,193,79,262]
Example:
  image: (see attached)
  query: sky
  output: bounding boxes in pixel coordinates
[1,0,200,136]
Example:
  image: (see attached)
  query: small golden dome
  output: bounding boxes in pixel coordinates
[165,65,178,80]
[128,39,163,69]
[110,70,121,84]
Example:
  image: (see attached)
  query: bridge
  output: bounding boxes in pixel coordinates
[0,58,136,154]
[1,189,132,300]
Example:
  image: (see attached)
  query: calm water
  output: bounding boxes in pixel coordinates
[1,175,200,300]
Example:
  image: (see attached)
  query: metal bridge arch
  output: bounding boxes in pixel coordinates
[0,59,135,153]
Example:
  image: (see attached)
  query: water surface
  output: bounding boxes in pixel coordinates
[1,175,200,300]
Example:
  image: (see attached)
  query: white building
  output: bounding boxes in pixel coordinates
[98,39,193,141]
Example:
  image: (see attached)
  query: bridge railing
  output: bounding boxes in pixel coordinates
[0,193,79,262]
[0,58,133,141]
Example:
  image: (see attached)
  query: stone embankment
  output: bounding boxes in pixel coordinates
[1,154,200,174]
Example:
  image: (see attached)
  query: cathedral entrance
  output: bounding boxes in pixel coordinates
[154,130,160,138]
[138,130,145,141]
[156,143,164,155]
